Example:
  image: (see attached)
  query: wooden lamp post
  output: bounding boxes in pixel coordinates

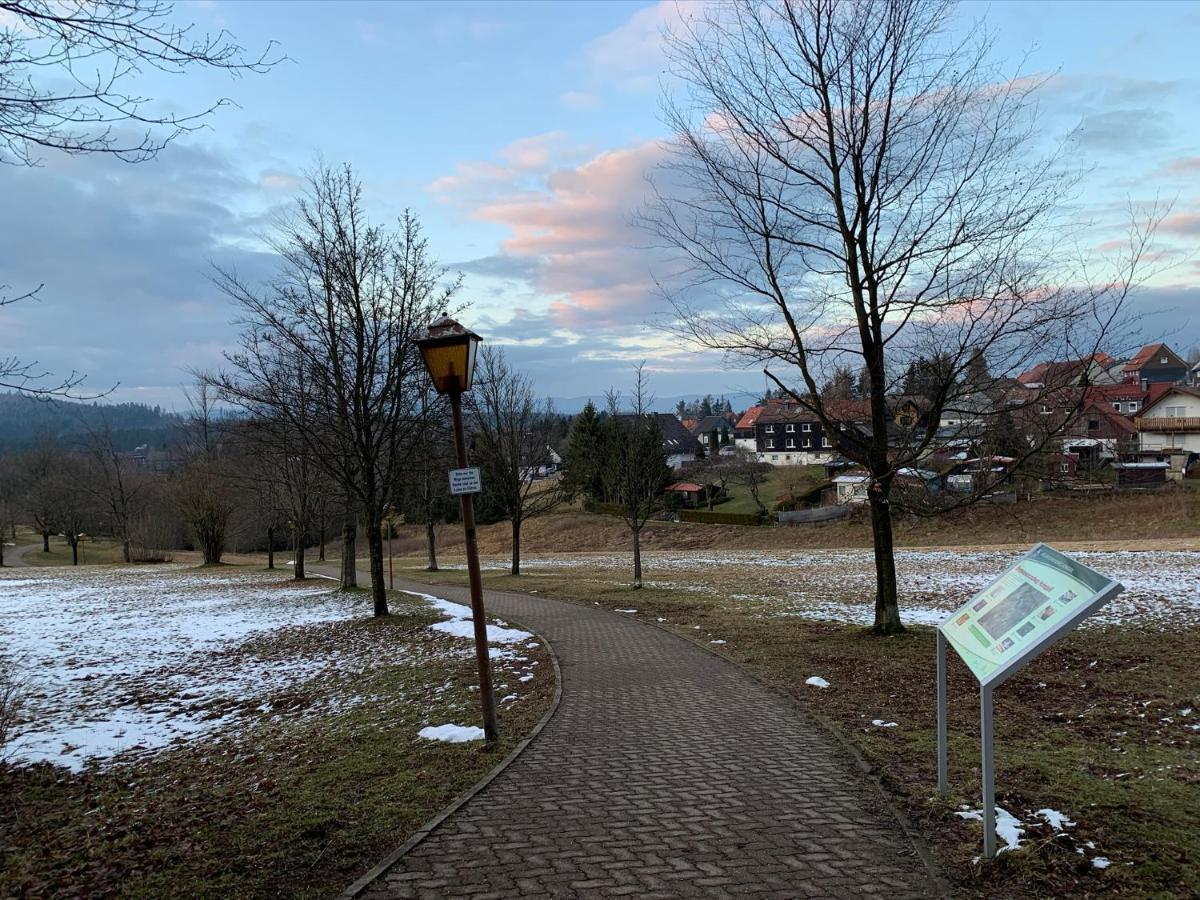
[414,315,498,744]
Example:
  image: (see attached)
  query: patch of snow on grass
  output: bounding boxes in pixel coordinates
[805,676,830,688]
[402,591,532,644]
[418,724,484,743]
[0,565,368,770]
[1036,808,1075,831]
[871,719,898,728]
[956,807,1025,852]
[614,608,638,613]
[1092,857,1111,869]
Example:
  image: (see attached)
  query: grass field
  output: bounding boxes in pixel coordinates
[392,545,1200,899]
[19,534,128,567]
[716,464,825,514]
[0,565,554,899]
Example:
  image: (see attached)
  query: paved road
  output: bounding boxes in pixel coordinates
[1,542,43,568]
[331,570,939,899]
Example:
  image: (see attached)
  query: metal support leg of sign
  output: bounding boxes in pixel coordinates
[981,684,997,859]
[936,631,948,794]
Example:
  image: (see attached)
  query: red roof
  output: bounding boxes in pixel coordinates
[1085,384,1145,403]
[666,481,704,493]
[734,406,764,429]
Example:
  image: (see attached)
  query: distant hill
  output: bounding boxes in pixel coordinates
[0,393,180,453]
[549,390,763,416]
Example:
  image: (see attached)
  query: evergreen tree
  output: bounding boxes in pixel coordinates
[562,401,604,503]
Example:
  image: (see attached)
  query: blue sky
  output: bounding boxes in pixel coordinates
[1,0,1198,409]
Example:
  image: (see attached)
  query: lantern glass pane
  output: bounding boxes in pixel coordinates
[420,341,469,394]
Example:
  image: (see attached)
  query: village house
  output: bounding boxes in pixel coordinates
[614,413,703,469]
[752,399,848,465]
[1122,343,1189,386]
[1133,385,1200,479]
[733,406,763,451]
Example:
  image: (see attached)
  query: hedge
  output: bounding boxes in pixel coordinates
[678,509,767,526]
[583,500,627,518]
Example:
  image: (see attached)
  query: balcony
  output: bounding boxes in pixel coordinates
[1136,417,1200,433]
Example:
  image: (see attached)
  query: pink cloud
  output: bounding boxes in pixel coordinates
[431,137,673,330]
[1161,212,1200,235]
[1160,156,1200,176]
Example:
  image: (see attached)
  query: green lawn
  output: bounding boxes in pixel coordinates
[718,464,825,514]
[21,534,127,567]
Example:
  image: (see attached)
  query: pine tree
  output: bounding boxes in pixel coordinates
[562,401,604,503]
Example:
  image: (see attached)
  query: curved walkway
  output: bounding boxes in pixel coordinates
[346,573,939,899]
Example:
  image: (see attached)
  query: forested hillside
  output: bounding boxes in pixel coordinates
[0,393,178,452]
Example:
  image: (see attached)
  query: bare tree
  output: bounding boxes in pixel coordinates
[603,365,671,589]
[400,392,453,572]
[646,0,1160,633]
[16,441,60,553]
[81,416,150,563]
[469,347,563,576]
[172,382,237,565]
[728,448,772,516]
[209,163,459,615]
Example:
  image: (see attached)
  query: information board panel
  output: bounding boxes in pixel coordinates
[939,544,1122,687]
[448,467,482,496]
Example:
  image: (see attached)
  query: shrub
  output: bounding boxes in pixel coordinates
[678,509,766,526]
[583,500,627,518]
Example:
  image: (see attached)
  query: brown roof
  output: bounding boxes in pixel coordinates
[734,406,763,429]
[666,481,704,493]
[1123,343,1185,373]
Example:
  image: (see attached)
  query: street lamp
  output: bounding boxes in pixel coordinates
[415,315,497,744]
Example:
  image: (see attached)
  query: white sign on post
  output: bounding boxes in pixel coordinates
[448,467,482,496]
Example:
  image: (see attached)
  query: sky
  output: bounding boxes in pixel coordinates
[1,0,1198,410]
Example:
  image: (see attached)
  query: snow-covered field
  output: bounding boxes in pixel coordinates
[0,566,536,770]
[465,548,1200,629]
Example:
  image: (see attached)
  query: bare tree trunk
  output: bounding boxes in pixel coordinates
[868,490,902,635]
[294,536,305,580]
[267,524,275,569]
[70,537,78,566]
[364,506,388,616]
[425,520,438,571]
[340,514,357,589]
[0,540,4,567]
[318,521,326,562]
[121,539,131,564]
[511,517,521,576]
[42,531,50,552]
[632,527,643,589]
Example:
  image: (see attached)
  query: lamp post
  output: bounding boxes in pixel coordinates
[384,504,397,591]
[415,315,498,744]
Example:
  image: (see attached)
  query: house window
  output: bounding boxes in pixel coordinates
[1088,419,1100,430]
[766,438,775,448]
[786,439,795,449]
[822,437,830,447]
[1165,406,1186,418]
[1060,463,1070,474]
[765,425,774,433]
[1161,356,1169,364]
[786,424,795,433]
[803,439,811,448]
[1111,402,1121,410]
[1127,402,1139,412]
[802,423,811,432]
[1040,404,1052,414]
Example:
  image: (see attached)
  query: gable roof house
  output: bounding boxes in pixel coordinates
[1123,343,1189,386]
[613,413,703,470]
[688,415,733,452]
[1134,385,1200,478]
[1017,353,1115,390]
[1061,399,1136,468]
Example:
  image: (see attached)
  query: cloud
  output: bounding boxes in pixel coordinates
[1160,212,1200,235]
[0,144,282,406]
[1158,156,1200,177]
[583,0,703,92]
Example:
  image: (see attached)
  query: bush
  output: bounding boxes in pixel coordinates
[678,509,766,526]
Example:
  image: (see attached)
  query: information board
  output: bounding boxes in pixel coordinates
[939,543,1121,687]
[448,467,482,496]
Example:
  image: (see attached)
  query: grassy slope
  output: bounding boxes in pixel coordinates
[20,535,127,567]
[399,563,1200,899]
[0,590,555,899]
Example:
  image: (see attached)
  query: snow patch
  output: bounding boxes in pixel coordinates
[1092,857,1111,870]
[418,724,484,743]
[402,591,532,644]
[956,807,1024,853]
[805,676,830,689]
[1036,808,1075,831]
[871,719,898,728]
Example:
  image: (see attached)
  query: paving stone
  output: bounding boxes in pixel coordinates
[353,576,937,898]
